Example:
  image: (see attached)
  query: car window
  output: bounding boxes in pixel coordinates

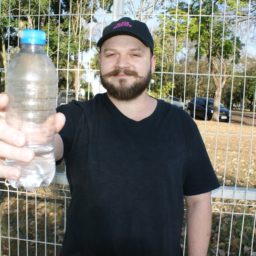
[207,100,225,108]
[196,98,205,106]
[191,98,226,108]
[207,100,214,107]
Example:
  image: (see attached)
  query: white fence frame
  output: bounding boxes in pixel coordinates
[53,172,256,201]
[0,0,255,255]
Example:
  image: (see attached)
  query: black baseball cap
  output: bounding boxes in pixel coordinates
[97,17,154,53]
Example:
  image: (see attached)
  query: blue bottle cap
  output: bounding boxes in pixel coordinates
[20,29,46,45]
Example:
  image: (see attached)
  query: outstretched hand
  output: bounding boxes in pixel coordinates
[0,93,65,180]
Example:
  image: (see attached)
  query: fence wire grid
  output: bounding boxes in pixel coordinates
[0,0,256,255]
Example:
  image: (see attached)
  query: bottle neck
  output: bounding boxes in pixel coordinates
[20,43,45,53]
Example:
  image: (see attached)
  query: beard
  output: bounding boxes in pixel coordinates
[100,68,152,101]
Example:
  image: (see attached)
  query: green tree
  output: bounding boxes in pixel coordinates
[0,0,50,83]
[156,0,248,120]
[239,66,256,111]
[0,0,113,93]
[153,8,189,99]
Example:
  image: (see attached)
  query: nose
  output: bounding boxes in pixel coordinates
[115,54,130,69]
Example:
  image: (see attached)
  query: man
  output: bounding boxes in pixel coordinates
[0,17,219,255]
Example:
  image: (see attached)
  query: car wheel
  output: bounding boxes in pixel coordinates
[207,113,213,121]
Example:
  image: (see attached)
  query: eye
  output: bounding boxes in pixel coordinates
[105,52,116,57]
[131,53,141,57]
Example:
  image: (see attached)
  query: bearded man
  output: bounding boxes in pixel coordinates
[0,17,219,256]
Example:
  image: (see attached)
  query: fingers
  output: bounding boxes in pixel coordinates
[24,112,66,145]
[0,139,34,180]
[0,93,26,147]
[0,141,34,179]
[0,122,26,146]
[0,94,64,181]
[0,165,21,180]
[0,93,34,180]
[0,93,9,110]
[0,141,34,162]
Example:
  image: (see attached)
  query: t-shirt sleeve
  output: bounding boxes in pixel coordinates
[182,116,220,196]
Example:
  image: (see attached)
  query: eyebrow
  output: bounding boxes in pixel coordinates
[102,47,144,53]
[130,48,144,52]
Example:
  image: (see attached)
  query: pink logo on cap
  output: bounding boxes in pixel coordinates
[113,21,132,30]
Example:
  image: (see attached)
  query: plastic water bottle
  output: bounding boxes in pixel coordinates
[5,29,58,191]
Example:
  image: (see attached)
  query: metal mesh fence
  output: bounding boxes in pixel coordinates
[0,0,255,255]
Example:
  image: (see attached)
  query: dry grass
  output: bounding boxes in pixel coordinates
[0,119,255,255]
[195,120,256,256]
[196,120,256,188]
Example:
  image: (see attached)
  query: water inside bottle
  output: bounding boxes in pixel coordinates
[5,145,55,191]
[5,37,58,191]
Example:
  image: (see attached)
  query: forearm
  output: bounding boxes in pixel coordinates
[186,193,212,256]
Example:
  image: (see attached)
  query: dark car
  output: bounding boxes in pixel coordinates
[187,97,229,122]
[57,90,76,106]
[164,96,185,109]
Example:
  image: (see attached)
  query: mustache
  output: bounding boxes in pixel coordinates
[103,69,139,78]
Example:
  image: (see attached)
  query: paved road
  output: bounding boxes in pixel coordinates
[231,111,256,126]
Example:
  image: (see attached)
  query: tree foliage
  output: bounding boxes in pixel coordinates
[154,0,255,119]
[0,0,114,92]
[0,0,254,109]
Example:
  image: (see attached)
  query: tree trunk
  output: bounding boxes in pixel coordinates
[212,84,222,121]
[1,37,7,75]
[73,64,80,100]
[211,58,227,121]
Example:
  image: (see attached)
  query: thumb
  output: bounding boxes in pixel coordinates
[55,112,66,133]
[0,93,9,110]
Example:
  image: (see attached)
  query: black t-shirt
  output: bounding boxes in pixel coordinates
[57,93,219,256]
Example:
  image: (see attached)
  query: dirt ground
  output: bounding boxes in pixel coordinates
[195,118,256,188]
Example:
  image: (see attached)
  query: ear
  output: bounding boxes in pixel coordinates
[151,55,156,73]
